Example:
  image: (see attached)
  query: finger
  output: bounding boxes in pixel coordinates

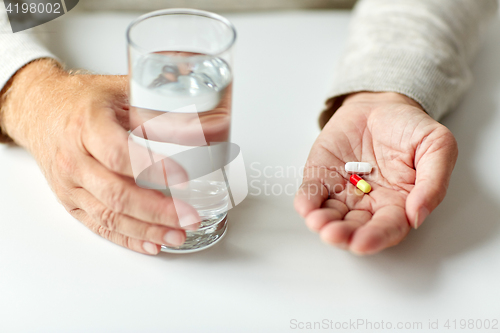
[69,208,161,255]
[295,163,347,217]
[319,210,372,248]
[128,125,189,187]
[348,205,409,255]
[132,110,215,146]
[69,187,186,246]
[294,179,331,217]
[82,107,189,185]
[82,105,135,177]
[305,199,348,231]
[76,154,200,229]
[134,152,189,189]
[406,130,458,229]
[295,175,346,218]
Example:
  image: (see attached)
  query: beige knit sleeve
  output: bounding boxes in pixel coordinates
[0,3,60,94]
[320,0,499,127]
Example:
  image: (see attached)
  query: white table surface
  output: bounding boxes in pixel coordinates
[2,9,500,333]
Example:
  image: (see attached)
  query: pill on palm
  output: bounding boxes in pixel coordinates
[345,162,372,174]
[350,174,371,194]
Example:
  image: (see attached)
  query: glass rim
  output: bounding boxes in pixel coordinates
[126,8,237,58]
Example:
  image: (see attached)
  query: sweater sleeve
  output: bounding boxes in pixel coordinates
[320,0,498,127]
[0,1,60,92]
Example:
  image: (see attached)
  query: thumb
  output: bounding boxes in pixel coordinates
[406,129,458,229]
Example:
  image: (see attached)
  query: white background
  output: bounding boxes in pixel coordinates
[1,8,500,333]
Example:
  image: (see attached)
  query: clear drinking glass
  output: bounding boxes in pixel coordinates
[126,9,237,253]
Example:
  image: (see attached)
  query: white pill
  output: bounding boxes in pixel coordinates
[345,162,372,174]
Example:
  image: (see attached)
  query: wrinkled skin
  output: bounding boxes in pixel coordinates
[1,59,201,255]
[294,92,458,255]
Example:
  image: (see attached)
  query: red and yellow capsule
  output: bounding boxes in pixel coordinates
[350,174,371,194]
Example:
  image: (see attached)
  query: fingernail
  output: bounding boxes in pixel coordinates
[163,230,185,246]
[350,248,379,256]
[349,248,366,256]
[337,243,349,250]
[179,213,200,229]
[142,242,159,255]
[414,207,430,229]
[185,222,201,231]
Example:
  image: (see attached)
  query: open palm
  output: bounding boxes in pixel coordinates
[294,93,458,255]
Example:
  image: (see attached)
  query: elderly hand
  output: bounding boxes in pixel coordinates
[0,59,200,255]
[294,92,458,255]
